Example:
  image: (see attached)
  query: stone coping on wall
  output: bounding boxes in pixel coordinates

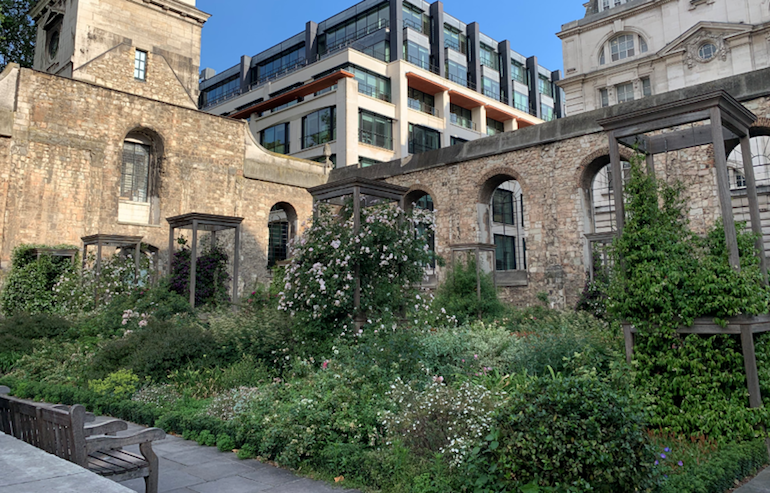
[329,66,770,183]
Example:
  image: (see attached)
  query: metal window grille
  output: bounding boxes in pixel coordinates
[121,142,150,202]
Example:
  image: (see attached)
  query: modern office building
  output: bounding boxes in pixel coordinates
[198,0,565,168]
[556,0,770,116]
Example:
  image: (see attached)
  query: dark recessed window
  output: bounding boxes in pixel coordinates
[408,124,440,154]
[492,189,514,225]
[359,110,393,150]
[699,43,717,61]
[302,107,336,149]
[487,118,504,136]
[261,123,289,154]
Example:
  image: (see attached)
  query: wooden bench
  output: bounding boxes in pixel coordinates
[0,386,165,493]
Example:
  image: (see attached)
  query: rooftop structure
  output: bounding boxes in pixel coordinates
[557,0,770,115]
[199,0,565,168]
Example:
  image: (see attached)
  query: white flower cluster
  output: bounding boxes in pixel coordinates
[204,386,264,421]
[381,378,504,468]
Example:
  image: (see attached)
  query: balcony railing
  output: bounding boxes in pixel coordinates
[252,59,310,88]
[444,40,466,55]
[404,54,440,75]
[445,73,475,90]
[450,113,476,130]
[408,98,437,116]
[514,100,529,113]
[359,129,393,150]
[358,82,391,102]
[320,20,390,59]
[303,130,335,149]
[403,18,428,35]
[409,140,440,154]
[201,86,242,108]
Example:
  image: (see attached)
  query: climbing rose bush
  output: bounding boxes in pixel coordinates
[279,202,436,334]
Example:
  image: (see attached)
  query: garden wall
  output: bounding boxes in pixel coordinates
[332,68,770,309]
[0,65,325,292]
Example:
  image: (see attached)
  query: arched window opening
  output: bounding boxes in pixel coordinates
[119,129,163,225]
[585,159,630,279]
[268,203,297,268]
[599,33,648,65]
[405,190,436,272]
[491,180,525,272]
[727,135,770,190]
[590,161,630,234]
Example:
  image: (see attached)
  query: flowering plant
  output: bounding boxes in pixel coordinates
[279,202,437,337]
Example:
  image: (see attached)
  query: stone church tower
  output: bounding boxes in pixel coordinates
[29,0,210,109]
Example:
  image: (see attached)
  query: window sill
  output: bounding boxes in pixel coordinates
[495,269,528,287]
[117,221,162,228]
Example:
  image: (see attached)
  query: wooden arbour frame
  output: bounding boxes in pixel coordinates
[166,213,243,308]
[598,90,770,408]
[308,177,409,324]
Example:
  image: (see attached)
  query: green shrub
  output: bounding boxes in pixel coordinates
[0,244,77,316]
[207,308,291,363]
[432,258,506,325]
[6,339,93,384]
[88,369,140,400]
[89,318,222,381]
[170,238,230,307]
[468,371,653,493]
[217,433,236,452]
[196,429,217,447]
[658,439,768,493]
[0,313,71,358]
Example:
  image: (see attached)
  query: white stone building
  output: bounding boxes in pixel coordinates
[556,0,770,116]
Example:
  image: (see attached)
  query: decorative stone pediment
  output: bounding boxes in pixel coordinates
[657,22,751,70]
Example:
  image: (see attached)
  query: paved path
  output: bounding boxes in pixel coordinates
[115,421,360,493]
[736,466,770,492]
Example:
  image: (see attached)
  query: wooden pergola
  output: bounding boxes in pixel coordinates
[28,247,78,265]
[166,213,243,308]
[81,234,143,281]
[598,90,769,408]
[308,177,408,324]
[449,243,497,301]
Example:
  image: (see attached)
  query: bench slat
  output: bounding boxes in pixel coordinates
[88,450,147,476]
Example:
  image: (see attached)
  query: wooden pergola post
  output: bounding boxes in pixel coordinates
[166,213,244,309]
[307,177,410,328]
[599,90,765,408]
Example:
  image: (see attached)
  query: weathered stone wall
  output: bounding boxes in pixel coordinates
[33,0,208,105]
[340,74,770,309]
[74,42,198,109]
[0,67,322,293]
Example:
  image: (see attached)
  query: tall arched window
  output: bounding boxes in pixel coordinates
[491,180,525,271]
[727,135,770,190]
[119,129,163,224]
[599,33,648,65]
[405,190,436,271]
[582,157,630,279]
[268,203,297,267]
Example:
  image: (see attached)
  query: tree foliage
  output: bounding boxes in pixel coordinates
[0,0,35,71]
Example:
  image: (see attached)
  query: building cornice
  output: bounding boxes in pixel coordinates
[557,0,677,39]
[30,0,210,24]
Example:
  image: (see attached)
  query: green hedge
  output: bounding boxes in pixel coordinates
[658,439,768,493]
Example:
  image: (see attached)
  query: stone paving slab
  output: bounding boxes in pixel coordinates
[108,419,359,493]
[0,432,134,493]
[735,467,770,492]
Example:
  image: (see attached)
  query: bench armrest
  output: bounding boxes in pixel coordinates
[84,419,128,437]
[50,404,96,423]
[0,386,9,395]
[85,427,165,454]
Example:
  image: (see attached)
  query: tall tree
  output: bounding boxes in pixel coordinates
[0,0,35,71]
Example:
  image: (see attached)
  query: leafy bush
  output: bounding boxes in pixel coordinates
[207,307,291,363]
[1,244,77,316]
[468,370,653,493]
[382,379,502,468]
[53,250,154,314]
[658,439,768,493]
[88,318,222,381]
[279,202,436,347]
[432,258,505,325]
[88,369,140,400]
[170,238,230,307]
[131,384,181,409]
[0,313,71,354]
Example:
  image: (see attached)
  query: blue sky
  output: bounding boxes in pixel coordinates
[196,0,586,75]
